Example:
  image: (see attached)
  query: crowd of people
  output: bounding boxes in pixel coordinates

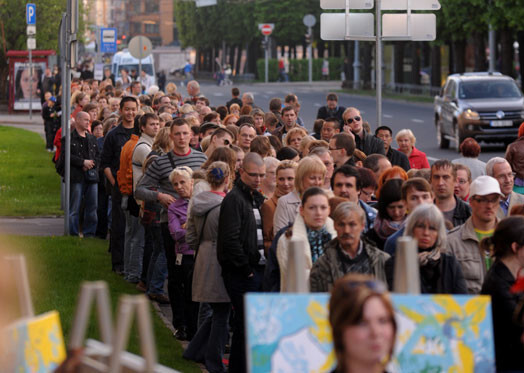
[47,75,524,372]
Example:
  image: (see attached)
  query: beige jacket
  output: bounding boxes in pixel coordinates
[496,191,524,220]
[276,214,337,292]
[445,217,488,294]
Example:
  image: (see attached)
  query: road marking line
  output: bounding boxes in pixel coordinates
[411,119,424,123]
[384,114,393,118]
[314,103,321,107]
[427,156,439,162]
[213,92,224,97]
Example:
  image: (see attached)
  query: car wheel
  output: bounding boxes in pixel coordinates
[436,119,449,149]
[453,124,464,152]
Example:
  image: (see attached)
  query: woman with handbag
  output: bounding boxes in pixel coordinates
[184,161,232,373]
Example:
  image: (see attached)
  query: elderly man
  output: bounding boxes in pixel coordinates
[309,202,389,292]
[446,176,503,294]
[486,157,524,218]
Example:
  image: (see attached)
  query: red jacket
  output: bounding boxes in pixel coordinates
[404,146,430,169]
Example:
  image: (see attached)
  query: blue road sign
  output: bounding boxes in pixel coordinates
[26,4,36,25]
[100,28,117,53]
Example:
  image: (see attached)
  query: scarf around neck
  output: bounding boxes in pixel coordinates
[307,226,332,263]
[373,215,404,241]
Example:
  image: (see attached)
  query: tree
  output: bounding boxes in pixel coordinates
[0,0,86,100]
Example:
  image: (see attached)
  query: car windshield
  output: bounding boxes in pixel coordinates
[458,80,522,99]
[117,64,154,77]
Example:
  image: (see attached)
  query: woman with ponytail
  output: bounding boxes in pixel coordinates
[481,216,524,372]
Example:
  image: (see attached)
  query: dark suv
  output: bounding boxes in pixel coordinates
[434,72,524,150]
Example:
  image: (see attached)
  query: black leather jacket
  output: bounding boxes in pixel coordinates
[60,129,100,183]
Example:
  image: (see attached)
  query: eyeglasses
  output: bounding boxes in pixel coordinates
[495,172,516,181]
[471,196,500,204]
[223,139,231,146]
[456,179,468,185]
[345,116,361,124]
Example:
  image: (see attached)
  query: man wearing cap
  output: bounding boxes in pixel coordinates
[445,175,503,294]
[485,157,524,219]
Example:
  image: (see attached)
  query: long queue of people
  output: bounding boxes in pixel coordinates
[48,77,524,372]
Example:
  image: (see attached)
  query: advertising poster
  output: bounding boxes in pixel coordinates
[13,61,45,110]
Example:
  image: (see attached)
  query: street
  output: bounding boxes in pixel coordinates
[197,80,506,162]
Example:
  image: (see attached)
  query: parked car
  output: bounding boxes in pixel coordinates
[434,72,524,150]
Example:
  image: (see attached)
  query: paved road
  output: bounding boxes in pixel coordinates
[196,81,505,162]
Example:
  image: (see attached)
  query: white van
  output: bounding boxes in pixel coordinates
[111,50,156,85]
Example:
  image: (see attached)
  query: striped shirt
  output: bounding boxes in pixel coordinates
[135,149,207,221]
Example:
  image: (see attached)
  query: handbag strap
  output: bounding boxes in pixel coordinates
[167,151,177,169]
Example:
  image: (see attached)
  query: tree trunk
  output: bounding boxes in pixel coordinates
[448,41,454,74]
[362,42,373,89]
[452,40,466,74]
[318,40,325,59]
[518,31,524,89]
[431,44,442,87]
[235,45,242,76]
[471,32,487,72]
[229,44,235,69]
[302,42,308,59]
[500,28,514,77]
[247,40,258,74]
[394,42,405,84]
[411,42,421,85]
[345,41,354,82]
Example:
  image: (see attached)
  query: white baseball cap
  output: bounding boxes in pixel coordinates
[469,175,503,198]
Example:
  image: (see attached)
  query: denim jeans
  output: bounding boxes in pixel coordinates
[184,302,231,373]
[145,224,168,295]
[123,208,145,283]
[70,182,98,237]
[224,267,264,373]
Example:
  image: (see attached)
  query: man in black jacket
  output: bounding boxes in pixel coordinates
[61,111,100,236]
[342,107,385,156]
[316,92,345,125]
[375,126,410,171]
[217,152,266,373]
[101,96,138,273]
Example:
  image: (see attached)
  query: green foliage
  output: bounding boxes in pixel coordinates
[0,126,62,216]
[3,234,200,372]
[0,0,87,63]
[256,57,344,81]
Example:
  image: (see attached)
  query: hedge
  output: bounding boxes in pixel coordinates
[256,57,344,82]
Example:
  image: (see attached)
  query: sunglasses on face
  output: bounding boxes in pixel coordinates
[223,139,231,146]
[346,116,361,124]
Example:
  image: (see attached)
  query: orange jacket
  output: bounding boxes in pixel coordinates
[117,134,139,195]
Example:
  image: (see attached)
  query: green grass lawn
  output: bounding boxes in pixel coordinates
[0,126,62,216]
[2,234,200,373]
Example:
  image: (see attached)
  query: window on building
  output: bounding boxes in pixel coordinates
[145,22,159,34]
[145,1,159,13]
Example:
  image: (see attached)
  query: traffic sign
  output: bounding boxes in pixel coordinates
[320,13,374,40]
[258,23,274,36]
[128,35,153,59]
[26,3,36,25]
[382,0,440,10]
[303,14,316,27]
[27,37,36,50]
[320,0,373,9]
[100,27,117,53]
[27,25,36,36]
[382,13,436,40]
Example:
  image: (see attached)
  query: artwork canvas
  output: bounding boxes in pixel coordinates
[2,310,66,373]
[246,293,495,373]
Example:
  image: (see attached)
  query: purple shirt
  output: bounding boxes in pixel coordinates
[167,198,193,255]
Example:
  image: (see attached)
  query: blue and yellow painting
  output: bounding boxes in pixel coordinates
[246,294,495,373]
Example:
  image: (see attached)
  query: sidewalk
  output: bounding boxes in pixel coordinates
[0,113,45,138]
[0,216,64,236]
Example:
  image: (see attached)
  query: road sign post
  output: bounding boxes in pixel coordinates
[129,36,153,84]
[303,15,316,84]
[26,4,36,120]
[320,0,440,127]
[258,24,274,83]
